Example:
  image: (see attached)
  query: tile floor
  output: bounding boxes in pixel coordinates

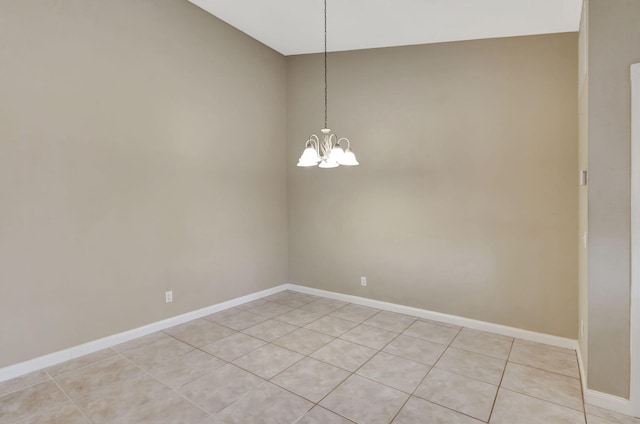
[1,290,638,424]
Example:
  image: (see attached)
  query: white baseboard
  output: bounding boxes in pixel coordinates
[11,280,635,416]
[577,343,587,394]
[576,334,637,417]
[0,284,288,383]
[584,389,634,417]
[285,284,578,350]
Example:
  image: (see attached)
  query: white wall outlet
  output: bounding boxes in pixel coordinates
[165,291,173,303]
[361,276,367,287]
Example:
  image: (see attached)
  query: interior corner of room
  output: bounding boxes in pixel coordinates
[1,0,640,419]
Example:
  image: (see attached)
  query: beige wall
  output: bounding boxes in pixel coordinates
[586,0,640,398]
[287,34,579,338]
[0,0,287,367]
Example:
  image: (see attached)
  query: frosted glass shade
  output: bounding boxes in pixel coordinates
[338,149,359,166]
[297,147,320,167]
[318,158,339,168]
[329,146,345,163]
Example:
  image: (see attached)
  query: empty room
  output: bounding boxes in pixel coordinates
[1,0,640,423]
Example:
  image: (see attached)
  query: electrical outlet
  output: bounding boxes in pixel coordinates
[361,276,367,287]
[165,291,173,303]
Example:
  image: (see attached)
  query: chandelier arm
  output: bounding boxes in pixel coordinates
[337,137,351,149]
[308,135,320,153]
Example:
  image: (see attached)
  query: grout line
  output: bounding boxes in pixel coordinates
[116,352,211,417]
[0,373,52,400]
[14,291,585,423]
[486,337,514,423]
[49,374,96,424]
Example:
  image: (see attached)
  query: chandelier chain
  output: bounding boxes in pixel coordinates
[324,0,328,129]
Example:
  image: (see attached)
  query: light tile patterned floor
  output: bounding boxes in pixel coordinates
[1,290,638,423]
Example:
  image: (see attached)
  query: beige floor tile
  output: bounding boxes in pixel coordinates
[163,319,235,347]
[586,404,640,424]
[273,327,334,355]
[501,362,583,411]
[296,406,356,424]
[200,415,225,424]
[304,315,359,337]
[203,307,242,321]
[356,351,430,393]
[244,302,293,319]
[19,401,91,424]
[310,339,377,372]
[119,336,194,369]
[320,374,409,424]
[509,340,580,379]
[383,334,447,366]
[117,390,207,424]
[179,363,264,414]
[144,349,225,388]
[0,370,50,398]
[232,344,303,379]
[205,309,269,331]
[403,320,460,345]
[299,299,348,314]
[45,349,117,377]
[340,324,398,349]
[241,319,298,342]
[266,293,317,309]
[451,328,513,359]
[419,318,462,330]
[0,380,70,423]
[4,298,595,423]
[217,381,313,424]
[393,396,483,424]
[415,368,497,421]
[262,291,299,304]
[235,299,269,311]
[55,356,146,400]
[515,338,577,355]
[435,346,506,385]
[491,388,586,424]
[273,308,326,327]
[330,304,381,323]
[271,357,350,402]
[587,415,622,424]
[76,374,206,424]
[202,332,266,361]
[264,291,317,306]
[363,311,418,333]
[112,331,171,353]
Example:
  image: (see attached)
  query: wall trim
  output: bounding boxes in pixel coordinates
[11,281,637,416]
[584,390,634,417]
[630,62,640,417]
[285,284,578,350]
[577,343,587,396]
[0,284,288,383]
[576,343,636,416]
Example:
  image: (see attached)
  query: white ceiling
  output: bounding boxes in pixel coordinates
[188,0,583,56]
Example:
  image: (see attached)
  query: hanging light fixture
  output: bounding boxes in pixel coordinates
[297,0,359,168]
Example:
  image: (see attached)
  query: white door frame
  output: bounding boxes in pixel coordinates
[630,62,640,417]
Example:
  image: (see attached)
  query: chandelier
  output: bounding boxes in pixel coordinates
[296,0,359,168]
